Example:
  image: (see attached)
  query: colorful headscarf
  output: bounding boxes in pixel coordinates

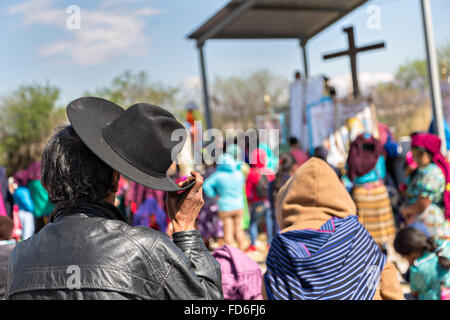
[27,161,41,181]
[411,133,450,220]
[250,148,268,169]
[13,170,29,187]
[346,134,384,182]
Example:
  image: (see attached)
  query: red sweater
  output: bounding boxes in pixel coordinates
[245,149,275,203]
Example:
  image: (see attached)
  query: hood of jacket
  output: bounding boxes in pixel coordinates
[216,153,237,172]
[226,144,242,160]
[275,157,356,232]
[250,148,268,169]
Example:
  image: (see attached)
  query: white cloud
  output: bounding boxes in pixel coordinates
[8,0,65,26]
[177,75,202,106]
[328,72,394,97]
[134,7,163,17]
[100,0,147,7]
[181,75,202,92]
[8,0,161,65]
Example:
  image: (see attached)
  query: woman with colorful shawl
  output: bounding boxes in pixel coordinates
[263,158,404,300]
[401,133,450,239]
[346,134,397,249]
[12,170,35,240]
[26,161,55,233]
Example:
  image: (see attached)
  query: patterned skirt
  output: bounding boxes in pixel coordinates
[352,181,396,246]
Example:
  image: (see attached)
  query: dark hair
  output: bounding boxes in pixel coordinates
[288,137,299,146]
[394,227,450,270]
[313,146,328,161]
[0,216,14,240]
[411,146,433,158]
[273,153,296,196]
[41,125,117,208]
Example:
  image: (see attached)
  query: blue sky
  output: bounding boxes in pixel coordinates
[1,0,449,105]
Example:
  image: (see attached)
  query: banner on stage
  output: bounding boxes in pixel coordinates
[307,98,377,168]
[289,76,324,148]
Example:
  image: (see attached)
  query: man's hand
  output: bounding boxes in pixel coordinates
[166,171,204,233]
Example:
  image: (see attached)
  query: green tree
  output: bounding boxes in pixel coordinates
[211,69,288,129]
[438,41,450,79]
[396,59,428,91]
[395,42,450,91]
[86,70,179,110]
[374,44,450,138]
[0,83,66,175]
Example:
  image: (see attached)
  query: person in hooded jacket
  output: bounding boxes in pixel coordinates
[12,170,35,240]
[27,161,55,233]
[246,148,275,252]
[203,153,246,251]
[263,158,404,300]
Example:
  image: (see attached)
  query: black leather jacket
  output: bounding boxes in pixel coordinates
[5,202,223,300]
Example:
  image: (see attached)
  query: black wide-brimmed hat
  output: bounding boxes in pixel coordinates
[67,97,194,192]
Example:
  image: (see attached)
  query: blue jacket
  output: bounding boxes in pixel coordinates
[13,187,34,213]
[203,154,245,212]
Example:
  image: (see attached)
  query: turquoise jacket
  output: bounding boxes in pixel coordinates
[410,240,450,300]
[203,154,245,212]
[258,143,279,173]
[13,186,34,213]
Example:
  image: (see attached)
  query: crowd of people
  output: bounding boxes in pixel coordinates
[0,96,449,300]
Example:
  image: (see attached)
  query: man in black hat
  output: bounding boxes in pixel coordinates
[5,97,223,300]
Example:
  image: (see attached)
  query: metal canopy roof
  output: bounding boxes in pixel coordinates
[188,0,446,154]
[188,0,369,43]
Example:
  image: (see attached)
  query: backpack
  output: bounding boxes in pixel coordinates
[255,174,269,199]
[212,245,263,300]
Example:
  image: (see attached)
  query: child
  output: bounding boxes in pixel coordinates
[394,227,450,300]
[204,153,246,251]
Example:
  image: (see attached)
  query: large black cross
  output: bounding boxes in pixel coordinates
[323,26,385,97]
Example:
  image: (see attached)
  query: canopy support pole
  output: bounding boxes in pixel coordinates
[300,39,309,79]
[197,42,213,130]
[420,0,446,153]
[195,0,257,130]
